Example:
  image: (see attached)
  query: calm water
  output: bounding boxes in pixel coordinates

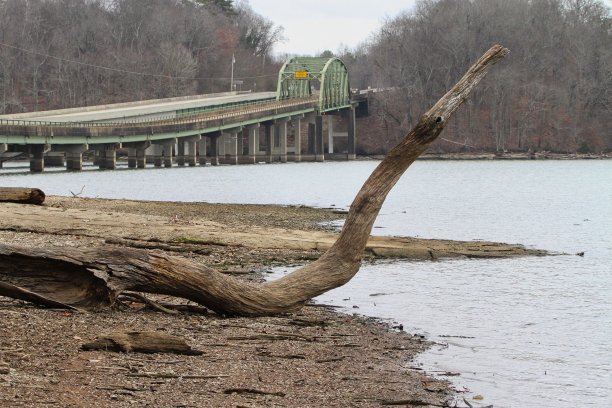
[2,160,611,407]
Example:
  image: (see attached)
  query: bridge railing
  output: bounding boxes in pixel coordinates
[0,96,318,140]
[0,96,317,130]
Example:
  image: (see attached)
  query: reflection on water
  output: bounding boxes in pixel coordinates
[3,159,612,408]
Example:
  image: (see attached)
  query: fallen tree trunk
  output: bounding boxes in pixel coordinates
[0,45,509,316]
[0,187,45,205]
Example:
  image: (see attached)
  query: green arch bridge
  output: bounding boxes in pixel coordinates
[0,57,371,172]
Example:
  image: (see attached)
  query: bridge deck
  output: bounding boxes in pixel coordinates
[0,92,277,124]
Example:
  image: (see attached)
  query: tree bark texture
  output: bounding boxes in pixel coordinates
[0,187,46,205]
[0,45,509,316]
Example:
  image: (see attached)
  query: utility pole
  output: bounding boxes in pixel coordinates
[230,52,235,92]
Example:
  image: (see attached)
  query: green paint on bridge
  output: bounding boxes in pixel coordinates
[0,57,357,146]
[277,57,351,112]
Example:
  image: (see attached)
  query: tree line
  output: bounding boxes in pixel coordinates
[0,0,283,113]
[1,0,609,154]
[343,0,611,154]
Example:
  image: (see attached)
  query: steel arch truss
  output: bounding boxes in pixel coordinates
[276,57,351,113]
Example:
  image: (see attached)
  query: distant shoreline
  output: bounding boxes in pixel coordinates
[362,152,612,161]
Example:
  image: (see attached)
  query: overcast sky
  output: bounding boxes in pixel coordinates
[246,0,418,56]
[246,0,612,56]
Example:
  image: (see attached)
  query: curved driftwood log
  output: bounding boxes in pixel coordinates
[0,45,509,316]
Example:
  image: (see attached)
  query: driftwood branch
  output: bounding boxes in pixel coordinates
[0,45,509,316]
[81,331,203,355]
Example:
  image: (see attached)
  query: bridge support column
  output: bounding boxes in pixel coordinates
[292,118,302,162]
[29,145,47,173]
[237,131,244,157]
[307,122,315,158]
[126,142,150,169]
[219,127,242,164]
[346,106,357,160]
[64,144,88,171]
[186,141,197,166]
[163,143,174,167]
[245,124,260,164]
[177,141,186,166]
[198,138,207,166]
[0,144,6,168]
[218,133,226,159]
[328,115,334,154]
[98,144,119,170]
[264,122,274,163]
[314,115,324,162]
[146,145,163,167]
[44,152,65,167]
[275,118,289,163]
[209,134,220,166]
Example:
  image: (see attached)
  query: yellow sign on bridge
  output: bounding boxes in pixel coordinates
[294,71,309,79]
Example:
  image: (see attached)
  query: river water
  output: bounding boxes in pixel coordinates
[2,160,611,407]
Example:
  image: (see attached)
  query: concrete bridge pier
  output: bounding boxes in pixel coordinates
[315,115,324,162]
[29,145,48,173]
[125,142,150,169]
[304,115,323,162]
[263,122,274,163]
[64,144,88,171]
[146,145,164,167]
[218,133,227,160]
[237,130,244,157]
[275,118,290,163]
[243,124,260,164]
[220,127,242,165]
[198,138,207,166]
[186,140,198,166]
[227,126,243,164]
[346,106,357,160]
[0,144,6,168]
[162,142,174,168]
[209,133,220,166]
[291,116,303,162]
[98,144,119,170]
[176,142,186,166]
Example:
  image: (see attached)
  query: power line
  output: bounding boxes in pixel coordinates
[0,41,277,81]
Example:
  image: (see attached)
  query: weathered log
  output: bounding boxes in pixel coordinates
[81,331,203,355]
[0,187,45,205]
[0,45,509,316]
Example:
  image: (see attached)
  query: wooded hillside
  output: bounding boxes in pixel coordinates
[0,0,282,112]
[1,0,609,154]
[344,0,611,154]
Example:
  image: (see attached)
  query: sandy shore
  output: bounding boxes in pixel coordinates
[0,197,549,407]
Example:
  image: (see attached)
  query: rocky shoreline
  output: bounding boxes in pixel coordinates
[360,152,612,161]
[0,197,550,407]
